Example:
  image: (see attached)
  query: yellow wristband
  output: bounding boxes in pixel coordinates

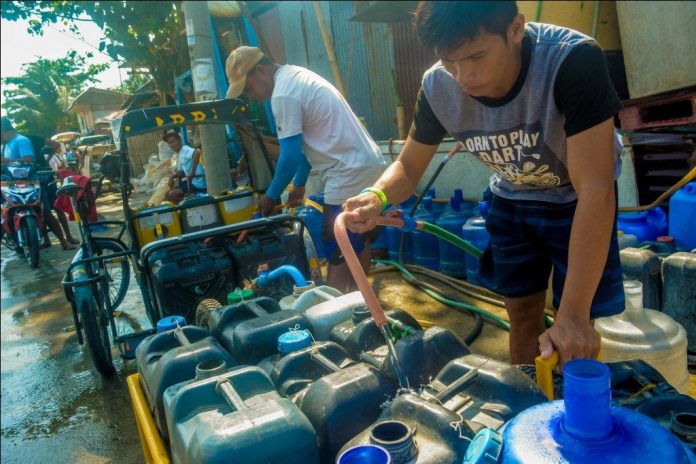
[361,187,388,211]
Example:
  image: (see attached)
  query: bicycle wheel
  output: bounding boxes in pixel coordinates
[20,215,40,268]
[77,286,115,376]
[92,239,130,311]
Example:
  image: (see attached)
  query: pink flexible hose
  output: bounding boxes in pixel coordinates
[334,212,390,327]
[334,213,420,327]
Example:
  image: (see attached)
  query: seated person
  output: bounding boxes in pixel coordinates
[164,130,206,203]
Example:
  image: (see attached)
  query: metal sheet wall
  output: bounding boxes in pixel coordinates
[302,1,335,85]
[358,10,398,139]
[272,1,398,140]
[392,21,436,136]
[330,1,371,124]
[278,2,309,67]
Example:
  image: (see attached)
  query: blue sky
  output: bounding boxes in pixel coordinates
[1,17,124,108]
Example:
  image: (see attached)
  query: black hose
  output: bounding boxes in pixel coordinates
[384,261,485,345]
[397,156,450,266]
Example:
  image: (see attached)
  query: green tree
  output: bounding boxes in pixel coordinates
[114,70,151,94]
[2,1,190,104]
[2,51,108,137]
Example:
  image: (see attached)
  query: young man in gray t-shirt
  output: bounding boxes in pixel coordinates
[344,1,624,367]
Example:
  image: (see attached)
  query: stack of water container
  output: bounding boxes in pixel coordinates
[135,280,475,464]
[435,191,474,278]
[617,182,696,365]
[385,200,416,263]
[413,196,440,270]
[133,272,696,463]
[387,188,491,286]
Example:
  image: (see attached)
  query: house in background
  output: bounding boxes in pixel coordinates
[66,88,131,135]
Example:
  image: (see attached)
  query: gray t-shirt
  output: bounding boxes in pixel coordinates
[415,23,622,203]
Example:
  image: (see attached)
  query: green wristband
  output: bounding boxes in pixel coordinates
[361,187,388,211]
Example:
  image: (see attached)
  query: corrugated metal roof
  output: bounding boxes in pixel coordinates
[66,88,131,112]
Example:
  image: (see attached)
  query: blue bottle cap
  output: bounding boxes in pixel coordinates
[463,428,502,463]
[156,315,186,333]
[277,330,312,354]
[337,445,391,464]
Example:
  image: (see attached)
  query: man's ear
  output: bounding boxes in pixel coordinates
[508,13,526,45]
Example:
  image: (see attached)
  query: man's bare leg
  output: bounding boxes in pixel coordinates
[505,290,547,364]
[326,241,372,293]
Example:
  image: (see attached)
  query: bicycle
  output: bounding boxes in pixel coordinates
[58,175,133,376]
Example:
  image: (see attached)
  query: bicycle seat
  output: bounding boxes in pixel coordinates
[56,176,82,197]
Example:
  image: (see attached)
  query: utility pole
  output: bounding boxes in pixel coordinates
[182,1,232,195]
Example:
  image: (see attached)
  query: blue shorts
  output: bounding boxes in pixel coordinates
[478,188,624,319]
[322,204,381,265]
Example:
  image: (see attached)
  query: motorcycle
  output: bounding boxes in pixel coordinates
[1,162,52,268]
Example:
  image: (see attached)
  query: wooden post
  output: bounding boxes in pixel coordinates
[313,1,347,97]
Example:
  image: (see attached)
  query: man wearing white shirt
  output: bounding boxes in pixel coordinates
[225,47,386,292]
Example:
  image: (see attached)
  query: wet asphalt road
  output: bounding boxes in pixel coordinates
[1,228,145,463]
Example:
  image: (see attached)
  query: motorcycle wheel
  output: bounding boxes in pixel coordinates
[20,215,40,268]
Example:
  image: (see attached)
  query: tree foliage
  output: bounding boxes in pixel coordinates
[114,70,152,94]
[2,51,108,137]
[1,1,190,102]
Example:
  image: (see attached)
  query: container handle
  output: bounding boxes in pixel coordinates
[534,343,602,401]
[216,378,248,411]
[172,327,191,346]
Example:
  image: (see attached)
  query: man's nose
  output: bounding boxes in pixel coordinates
[451,63,473,87]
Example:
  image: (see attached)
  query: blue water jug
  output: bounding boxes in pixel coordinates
[464,359,694,463]
[462,212,489,285]
[669,182,696,251]
[436,196,474,278]
[617,207,668,243]
[385,203,414,263]
[296,196,325,259]
[427,188,447,213]
[413,196,440,270]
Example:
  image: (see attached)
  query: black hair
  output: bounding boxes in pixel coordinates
[414,1,519,54]
[162,129,181,141]
[248,55,275,76]
[2,116,14,132]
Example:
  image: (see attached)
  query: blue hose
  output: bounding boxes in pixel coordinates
[256,265,308,288]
